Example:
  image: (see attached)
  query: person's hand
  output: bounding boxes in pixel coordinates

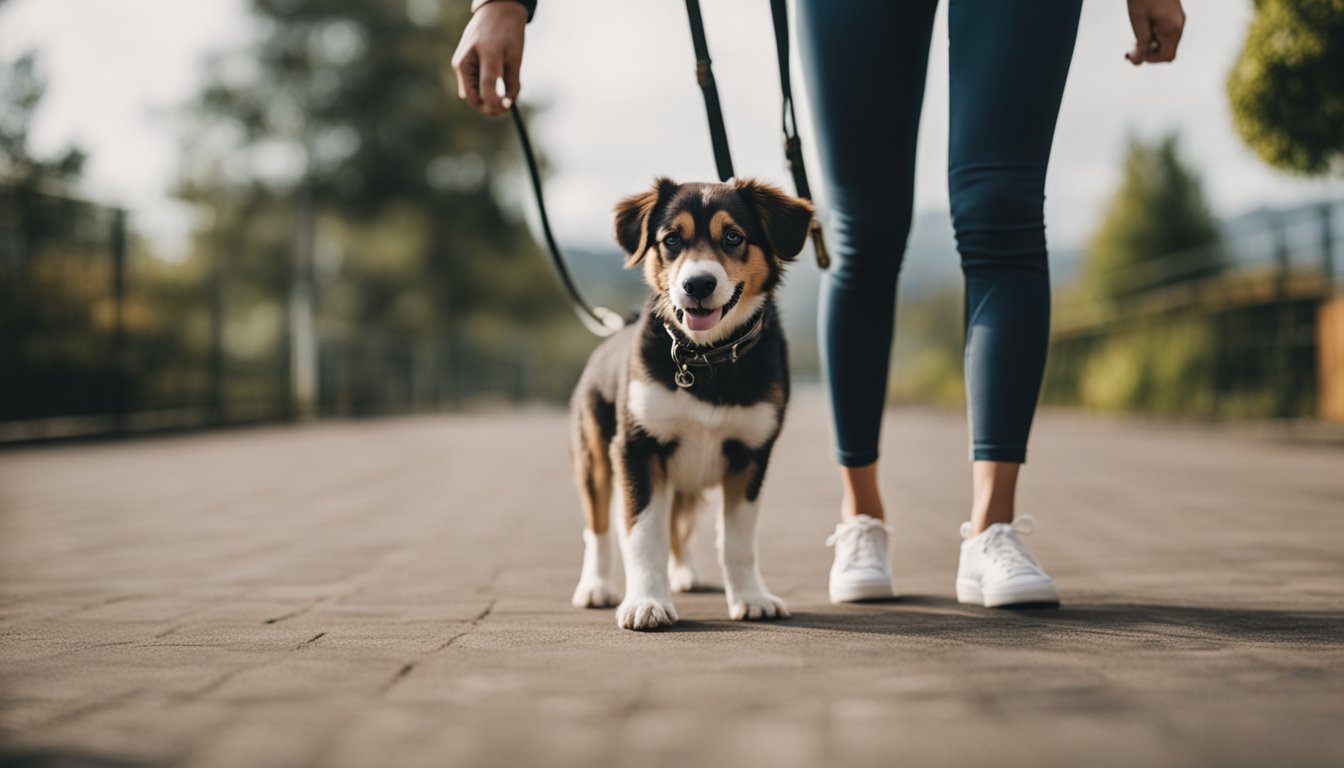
[451,1,528,116]
[1125,0,1185,65]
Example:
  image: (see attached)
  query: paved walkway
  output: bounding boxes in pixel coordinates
[2,391,1342,768]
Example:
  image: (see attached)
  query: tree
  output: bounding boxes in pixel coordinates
[1080,134,1222,304]
[178,0,572,336]
[0,43,108,422]
[0,52,85,187]
[1227,0,1344,176]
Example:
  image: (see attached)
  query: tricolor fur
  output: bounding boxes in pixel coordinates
[568,178,813,630]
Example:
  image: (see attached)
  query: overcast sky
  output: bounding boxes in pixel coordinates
[5,0,1341,258]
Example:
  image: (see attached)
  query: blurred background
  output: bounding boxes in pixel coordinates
[1,0,1341,442]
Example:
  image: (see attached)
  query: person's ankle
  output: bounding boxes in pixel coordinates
[842,496,885,521]
[968,508,1012,535]
[839,462,885,521]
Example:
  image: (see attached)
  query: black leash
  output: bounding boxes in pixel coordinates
[770,0,829,268]
[509,104,625,337]
[684,0,736,184]
[686,0,829,268]
[507,0,830,339]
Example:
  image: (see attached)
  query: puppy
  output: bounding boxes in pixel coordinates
[568,177,813,630]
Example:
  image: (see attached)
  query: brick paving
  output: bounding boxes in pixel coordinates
[1,391,1342,767]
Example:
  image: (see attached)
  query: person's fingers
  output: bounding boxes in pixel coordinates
[478,50,506,116]
[1150,33,1173,62]
[502,45,521,109]
[1168,21,1185,60]
[454,48,484,110]
[1150,15,1184,62]
[1126,8,1152,65]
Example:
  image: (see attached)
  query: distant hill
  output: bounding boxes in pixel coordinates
[561,246,647,320]
[899,210,1084,293]
[559,244,825,369]
[1217,200,1341,273]
[544,199,1340,375]
[550,209,1083,368]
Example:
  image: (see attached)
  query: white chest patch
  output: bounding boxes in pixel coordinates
[627,379,780,492]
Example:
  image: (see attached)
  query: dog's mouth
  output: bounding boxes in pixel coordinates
[674,283,744,333]
[682,306,722,332]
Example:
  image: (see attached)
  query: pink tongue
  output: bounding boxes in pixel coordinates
[685,307,723,331]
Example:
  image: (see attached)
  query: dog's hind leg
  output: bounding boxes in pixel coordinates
[571,395,619,609]
[668,492,704,593]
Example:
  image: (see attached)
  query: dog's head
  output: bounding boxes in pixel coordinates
[613,178,813,346]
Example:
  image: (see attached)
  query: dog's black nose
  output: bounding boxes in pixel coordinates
[683,274,717,300]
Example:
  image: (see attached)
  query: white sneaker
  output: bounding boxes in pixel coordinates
[956,515,1060,607]
[826,514,896,603]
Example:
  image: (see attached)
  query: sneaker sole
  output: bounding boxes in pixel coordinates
[829,580,897,604]
[956,578,1059,608]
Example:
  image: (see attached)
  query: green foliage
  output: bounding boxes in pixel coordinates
[1075,318,1215,414]
[888,290,965,406]
[0,52,85,186]
[1080,134,1221,304]
[1044,281,1321,420]
[1228,0,1344,176]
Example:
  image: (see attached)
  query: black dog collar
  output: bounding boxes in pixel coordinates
[663,313,766,389]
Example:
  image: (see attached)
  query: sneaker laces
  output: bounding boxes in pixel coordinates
[959,514,1043,578]
[826,516,892,571]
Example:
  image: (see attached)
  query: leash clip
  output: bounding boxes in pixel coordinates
[669,335,695,388]
[809,219,830,270]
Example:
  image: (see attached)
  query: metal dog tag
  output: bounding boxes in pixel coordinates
[674,369,695,388]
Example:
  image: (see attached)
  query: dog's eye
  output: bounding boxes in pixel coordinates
[664,234,682,250]
[723,231,744,247]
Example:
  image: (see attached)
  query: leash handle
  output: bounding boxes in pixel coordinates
[685,0,735,182]
[510,104,625,338]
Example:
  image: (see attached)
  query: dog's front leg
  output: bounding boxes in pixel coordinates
[719,466,789,621]
[614,448,678,630]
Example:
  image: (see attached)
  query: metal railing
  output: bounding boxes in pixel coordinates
[1044,200,1340,419]
[0,184,570,442]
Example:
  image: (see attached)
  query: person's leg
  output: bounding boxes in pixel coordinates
[799,0,937,603]
[947,0,1080,608]
[947,0,1082,534]
[797,0,938,522]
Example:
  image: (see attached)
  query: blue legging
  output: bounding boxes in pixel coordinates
[798,0,1083,466]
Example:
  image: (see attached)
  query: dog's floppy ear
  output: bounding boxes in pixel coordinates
[735,178,814,261]
[614,177,678,268]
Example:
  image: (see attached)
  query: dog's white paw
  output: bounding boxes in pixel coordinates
[616,596,679,630]
[668,562,700,593]
[571,578,620,609]
[728,592,790,621]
